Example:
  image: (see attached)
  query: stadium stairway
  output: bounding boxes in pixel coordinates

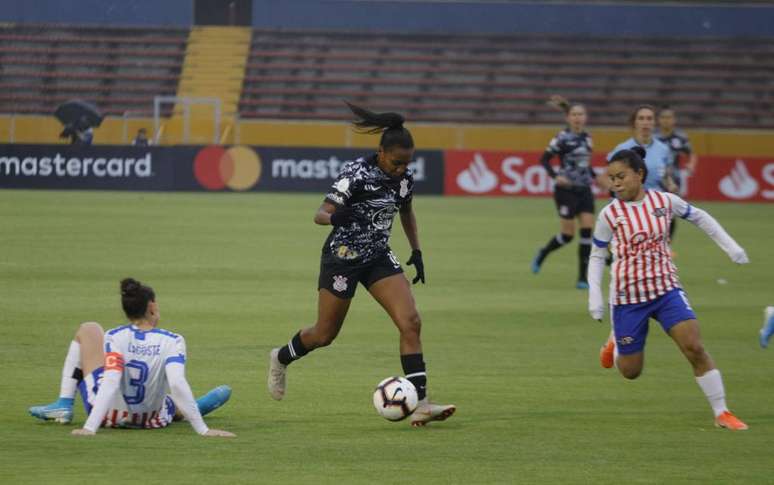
[167,26,252,144]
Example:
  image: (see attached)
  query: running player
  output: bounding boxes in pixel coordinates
[655,106,699,242]
[267,102,455,427]
[609,105,677,194]
[531,96,600,289]
[588,147,749,430]
[29,278,235,437]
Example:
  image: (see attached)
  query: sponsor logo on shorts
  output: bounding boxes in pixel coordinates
[617,336,635,346]
[559,205,569,217]
[332,275,348,292]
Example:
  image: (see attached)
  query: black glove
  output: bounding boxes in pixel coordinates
[406,249,425,284]
[330,206,358,227]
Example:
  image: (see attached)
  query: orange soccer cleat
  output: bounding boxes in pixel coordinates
[715,411,748,431]
[599,336,615,369]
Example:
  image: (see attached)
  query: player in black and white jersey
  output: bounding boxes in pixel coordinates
[267,103,455,427]
[531,96,601,289]
[655,106,698,242]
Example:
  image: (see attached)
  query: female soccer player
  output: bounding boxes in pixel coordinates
[267,102,455,427]
[655,106,699,242]
[608,105,677,194]
[531,96,600,289]
[588,147,749,430]
[29,278,235,437]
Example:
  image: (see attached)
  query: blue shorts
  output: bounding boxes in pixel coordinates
[611,288,697,355]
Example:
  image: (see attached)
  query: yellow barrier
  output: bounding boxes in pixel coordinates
[1,115,772,158]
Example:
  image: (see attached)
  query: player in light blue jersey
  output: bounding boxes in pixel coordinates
[608,105,677,193]
[29,278,235,437]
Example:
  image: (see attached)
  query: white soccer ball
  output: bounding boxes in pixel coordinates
[372,376,418,421]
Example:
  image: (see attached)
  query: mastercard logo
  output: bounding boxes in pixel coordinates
[194,145,262,191]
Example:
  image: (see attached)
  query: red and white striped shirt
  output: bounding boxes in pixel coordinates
[593,190,691,305]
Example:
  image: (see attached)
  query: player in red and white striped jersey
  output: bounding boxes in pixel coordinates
[588,147,750,430]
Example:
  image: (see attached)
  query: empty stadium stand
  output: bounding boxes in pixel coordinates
[0,23,187,117]
[240,30,774,129]
[0,24,772,129]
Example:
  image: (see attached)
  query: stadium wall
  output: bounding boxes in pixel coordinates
[0,1,772,37]
[1,115,772,159]
[252,1,774,37]
[0,0,192,26]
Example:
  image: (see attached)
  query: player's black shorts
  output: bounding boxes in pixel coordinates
[318,248,404,299]
[553,186,595,219]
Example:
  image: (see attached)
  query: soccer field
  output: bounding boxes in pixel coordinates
[1,190,773,484]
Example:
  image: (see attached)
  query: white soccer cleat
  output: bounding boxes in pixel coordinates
[267,348,287,401]
[410,398,456,427]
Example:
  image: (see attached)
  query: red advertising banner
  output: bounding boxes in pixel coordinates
[443,150,774,202]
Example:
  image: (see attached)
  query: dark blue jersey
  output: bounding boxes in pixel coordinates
[655,128,692,168]
[543,129,594,187]
[324,154,414,264]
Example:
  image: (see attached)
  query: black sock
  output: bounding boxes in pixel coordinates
[669,217,677,242]
[401,353,427,401]
[537,233,573,266]
[578,228,592,282]
[277,331,309,366]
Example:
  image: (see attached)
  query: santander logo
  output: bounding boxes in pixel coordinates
[456,153,498,193]
[719,160,759,199]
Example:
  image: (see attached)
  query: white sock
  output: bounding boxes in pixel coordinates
[59,341,81,400]
[695,369,728,417]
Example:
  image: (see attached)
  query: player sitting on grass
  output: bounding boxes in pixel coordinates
[29,278,235,437]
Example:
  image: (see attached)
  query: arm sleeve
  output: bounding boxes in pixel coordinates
[666,193,748,263]
[165,363,209,435]
[539,151,557,178]
[588,213,613,319]
[324,162,358,207]
[83,367,122,432]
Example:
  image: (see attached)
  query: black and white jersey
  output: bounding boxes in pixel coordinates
[655,129,692,168]
[545,129,594,187]
[323,154,414,264]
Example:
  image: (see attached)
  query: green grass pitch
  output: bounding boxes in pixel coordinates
[1,190,773,484]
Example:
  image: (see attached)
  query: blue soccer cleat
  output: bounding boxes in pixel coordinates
[531,250,543,274]
[576,281,589,290]
[759,306,774,349]
[196,385,232,416]
[29,398,74,424]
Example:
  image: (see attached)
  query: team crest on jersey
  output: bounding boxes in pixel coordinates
[335,178,351,194]
[332,275,348,292]
[399,179,409,198]
[652,207,668,217]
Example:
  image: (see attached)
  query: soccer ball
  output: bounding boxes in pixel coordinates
[372,376,418,421]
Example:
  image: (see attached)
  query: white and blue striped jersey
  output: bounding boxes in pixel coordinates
[101,324,186,428]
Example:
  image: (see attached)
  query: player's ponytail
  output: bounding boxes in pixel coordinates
[609,148,649,183]
[345,101,414,151]
[120,277,156,320]
[547,95,584,115]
